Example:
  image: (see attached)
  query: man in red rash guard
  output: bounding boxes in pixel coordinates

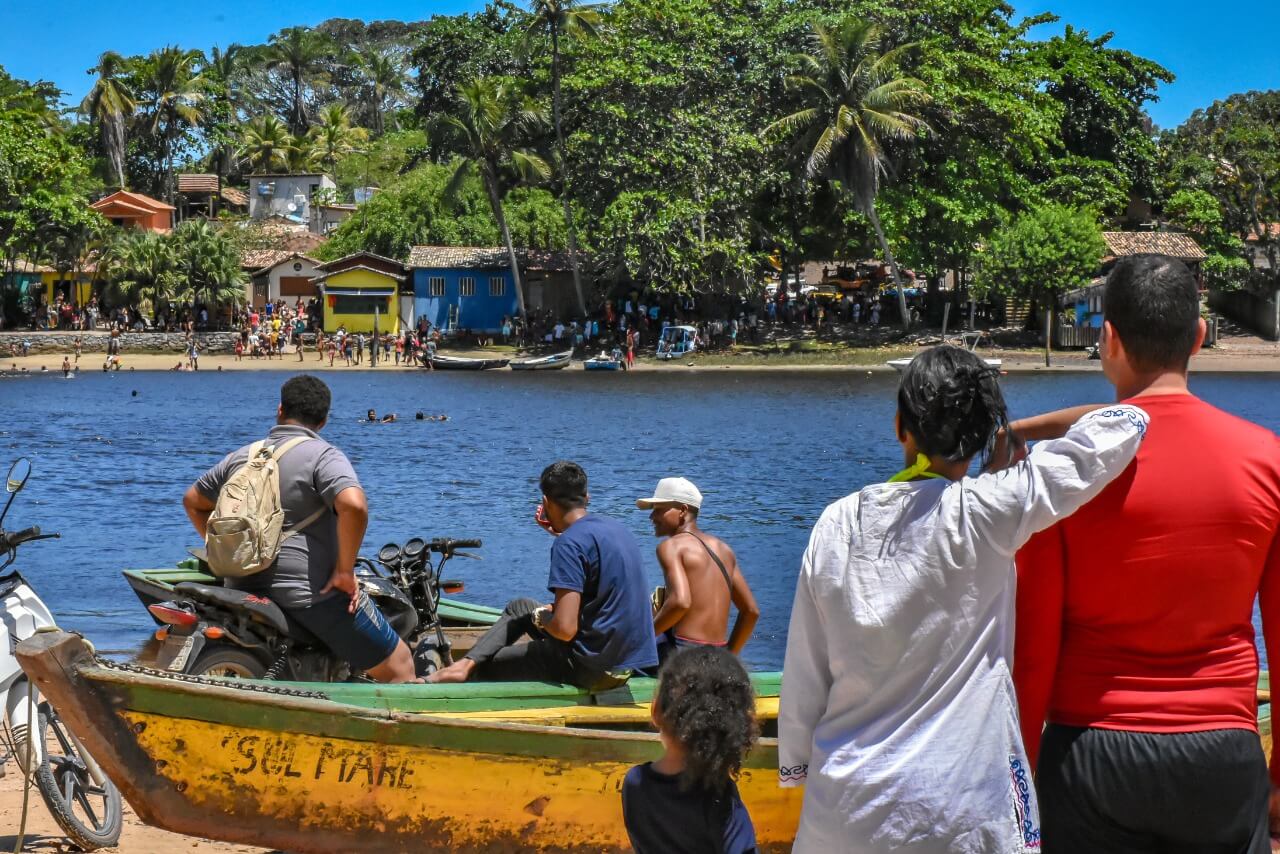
[1012,254,1280,853]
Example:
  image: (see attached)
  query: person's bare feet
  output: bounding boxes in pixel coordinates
[426,658,477,684]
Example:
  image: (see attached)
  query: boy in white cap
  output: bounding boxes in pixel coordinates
[638,477,760,667]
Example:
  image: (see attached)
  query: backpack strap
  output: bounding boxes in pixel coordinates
[266,436,325,539]
[678,531,733,592]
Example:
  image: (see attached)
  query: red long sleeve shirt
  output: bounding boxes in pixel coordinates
[1014,394,1280,779]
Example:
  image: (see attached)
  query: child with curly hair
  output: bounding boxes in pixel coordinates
[622,646,758,854]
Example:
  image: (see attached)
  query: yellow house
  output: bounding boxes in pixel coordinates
[315,253,407,334]
[42,270,98,307]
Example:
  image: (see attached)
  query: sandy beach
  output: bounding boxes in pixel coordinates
[1,345,1276,374]
[0,764,271,853]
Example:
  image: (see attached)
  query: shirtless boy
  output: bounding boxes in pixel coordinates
[638,477,759,664]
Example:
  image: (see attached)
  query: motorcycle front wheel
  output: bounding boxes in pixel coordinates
[34,702,123,851]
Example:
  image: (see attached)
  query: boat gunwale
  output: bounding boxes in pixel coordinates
[80,658,783,754]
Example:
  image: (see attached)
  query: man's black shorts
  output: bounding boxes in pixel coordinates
[1037,723,1270,854]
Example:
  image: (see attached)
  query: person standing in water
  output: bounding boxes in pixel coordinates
[637,477,759,665]
[779,345,1149,853]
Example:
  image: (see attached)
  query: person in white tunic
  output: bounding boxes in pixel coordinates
[779,345,1149,854]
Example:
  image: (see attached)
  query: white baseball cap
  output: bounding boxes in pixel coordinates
[636,477,703,510]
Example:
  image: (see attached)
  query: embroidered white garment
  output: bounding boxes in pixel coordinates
[779,405,1149,854]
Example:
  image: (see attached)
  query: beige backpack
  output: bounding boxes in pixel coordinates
[204,437,325,578]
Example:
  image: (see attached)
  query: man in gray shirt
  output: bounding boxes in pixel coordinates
[182,374,415,682]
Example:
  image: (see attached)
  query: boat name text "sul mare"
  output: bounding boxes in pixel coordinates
[221,734,418,788]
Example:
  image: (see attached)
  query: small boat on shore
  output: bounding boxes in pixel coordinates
[421,353,510,370]
[510,350,573,371]
[887,331,1002,372]
[887,356,1003,372]
[18,631,801,853]
[584,353,622,371]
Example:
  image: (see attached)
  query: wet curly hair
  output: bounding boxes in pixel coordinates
[656,646,759,793]
[897,345,1011,469]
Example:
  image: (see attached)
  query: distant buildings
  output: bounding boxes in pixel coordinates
[90,190,174,233]
[246,173,338,231]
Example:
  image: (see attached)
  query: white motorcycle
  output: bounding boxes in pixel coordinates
[1,457,122,850]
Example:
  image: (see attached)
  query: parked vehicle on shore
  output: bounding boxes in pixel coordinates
[0,458,122,851]
[656,325,697,360]
[142,537,493,681]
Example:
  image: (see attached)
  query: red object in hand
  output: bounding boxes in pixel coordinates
[534,503,557,536]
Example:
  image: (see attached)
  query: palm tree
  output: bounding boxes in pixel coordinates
[239,115,297,173]
[140,46,206,205]
[354,50,407,136]
[437,78,551,320]
[81,52,135,190]
[308,104,367,173]
[764,18,929,329]
[103,229,180,319]
[523,0,603,318]
[171,219,245,310]
[263,27,331,135]
[204,44,249,180]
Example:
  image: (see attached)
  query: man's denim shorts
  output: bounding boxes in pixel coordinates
[287,590,400,672]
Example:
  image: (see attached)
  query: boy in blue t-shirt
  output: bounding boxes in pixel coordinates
[427,461,657,689]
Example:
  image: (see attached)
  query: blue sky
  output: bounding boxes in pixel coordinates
[2,0,1276,129]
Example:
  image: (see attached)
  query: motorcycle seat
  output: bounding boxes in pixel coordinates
[175,582,291,636]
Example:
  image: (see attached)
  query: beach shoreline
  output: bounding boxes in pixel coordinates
[1,347,1277,375]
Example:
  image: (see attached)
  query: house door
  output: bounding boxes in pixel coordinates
[253,281,268,308]
[447,304,459,331]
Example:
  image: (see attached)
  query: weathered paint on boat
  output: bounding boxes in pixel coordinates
[19,631,800,853]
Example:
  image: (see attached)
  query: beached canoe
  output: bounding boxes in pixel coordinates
[510,350,573,371]
[18,631,800,853]
[423,353,510,370]
[583,354,622,371]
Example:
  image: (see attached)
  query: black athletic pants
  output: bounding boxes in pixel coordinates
[1037,723,1270,854]
[463,597,626,691]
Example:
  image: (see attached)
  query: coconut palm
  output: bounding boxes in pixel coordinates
[354,50,408,136]
[103,229,180,319]
[764,18,929,329]
[171,219,245,309]
[437,78,551,320]
[263,27,332,135]
[308,104,367,173]
[81,51,135,190]
[203,44,250,179]
[523,0,604,317]
[139,46,206,205]
[239,115,297,173]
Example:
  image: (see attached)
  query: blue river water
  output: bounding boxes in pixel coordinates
[0,368,1276,670]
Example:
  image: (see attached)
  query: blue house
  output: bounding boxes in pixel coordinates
[407,245,580,333]
[408,246,518,334]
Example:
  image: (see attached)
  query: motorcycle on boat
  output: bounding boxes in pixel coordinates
[146,537,481,681]
[0,458,123,850]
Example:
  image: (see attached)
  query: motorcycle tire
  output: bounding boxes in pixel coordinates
[414,645,445,678]
[188,645,268,679]
[34,702,123,851]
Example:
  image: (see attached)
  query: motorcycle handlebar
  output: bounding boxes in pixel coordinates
[430,538,481,552]
[1,526,59,552]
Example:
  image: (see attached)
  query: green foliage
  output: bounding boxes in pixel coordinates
[102,220,245,313]
[332,129,429,194]
[1159,90,1280,289]
[317,162,565,261]
[974,204,1104,303]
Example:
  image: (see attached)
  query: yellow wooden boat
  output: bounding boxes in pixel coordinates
[19,630,801,853]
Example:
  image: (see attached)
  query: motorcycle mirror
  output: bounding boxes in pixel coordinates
[0,457,32,529]
[6,458,31,494]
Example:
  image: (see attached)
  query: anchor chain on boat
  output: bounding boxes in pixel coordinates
[93,657,331,700]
